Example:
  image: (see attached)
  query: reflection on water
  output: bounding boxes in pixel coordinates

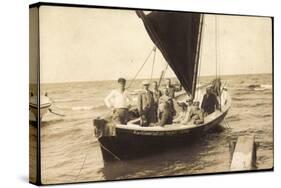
[35,74,273,184]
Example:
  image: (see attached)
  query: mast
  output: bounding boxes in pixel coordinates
[191,14,204,100]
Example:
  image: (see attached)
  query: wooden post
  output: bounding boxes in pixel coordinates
[230,135,256,171]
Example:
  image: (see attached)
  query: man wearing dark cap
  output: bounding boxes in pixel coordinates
[104,78,132,124]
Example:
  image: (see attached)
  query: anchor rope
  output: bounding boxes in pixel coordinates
[99,141,121,161]
[75,145,91,181]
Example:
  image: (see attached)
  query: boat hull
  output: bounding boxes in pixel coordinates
[96,109,228,161]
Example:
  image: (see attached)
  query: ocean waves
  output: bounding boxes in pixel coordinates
[56,104,106,111]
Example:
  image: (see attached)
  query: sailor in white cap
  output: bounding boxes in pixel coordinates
[138,80,157,126]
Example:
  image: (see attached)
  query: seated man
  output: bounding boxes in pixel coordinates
[155,89,175,127]
[156,101,173,127]
[201,87,219,116]
[173,102,188,124]
[187,101,204,125]
[174,99,193,124]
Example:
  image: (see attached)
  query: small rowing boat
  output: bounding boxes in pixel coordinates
[29,95,52,120]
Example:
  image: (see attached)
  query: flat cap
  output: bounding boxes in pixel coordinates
[118,77,126,83]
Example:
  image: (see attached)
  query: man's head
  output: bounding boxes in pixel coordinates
[206,87,212,95]
[193,101,200,109]
[152,81,158,90]
[165,78,171,87]
[186,99,193,106]
[163,88,169,96]
[178,102,187,112]
[142,80,150,90]
[117,78,126,90]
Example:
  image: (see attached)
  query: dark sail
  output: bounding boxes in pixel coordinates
[136,11,203,96]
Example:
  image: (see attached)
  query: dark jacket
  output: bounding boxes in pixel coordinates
[165,85,181,98]
[138,90,157,125]
[157,102,173,127]
[201,93,219,115]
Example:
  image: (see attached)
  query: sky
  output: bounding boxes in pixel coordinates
[35,6,272,83]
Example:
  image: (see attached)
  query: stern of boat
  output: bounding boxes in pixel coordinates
[93,117,116,138]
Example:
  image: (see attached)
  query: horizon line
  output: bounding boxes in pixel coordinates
[38,72,272,85]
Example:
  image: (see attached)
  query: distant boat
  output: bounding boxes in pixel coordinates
[248,84,272,91]
[29,95,52,120]
[93,11,231,161]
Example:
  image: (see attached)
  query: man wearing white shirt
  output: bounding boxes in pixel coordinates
[104,78,131,124]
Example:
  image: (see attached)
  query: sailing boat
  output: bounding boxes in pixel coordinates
[93,11,231,161]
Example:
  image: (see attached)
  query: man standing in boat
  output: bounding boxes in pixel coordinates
[165,78,182,98]
[138,80,157,126]
[104,78,132,125]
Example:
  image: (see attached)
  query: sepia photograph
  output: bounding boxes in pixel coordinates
[29,3,273,185]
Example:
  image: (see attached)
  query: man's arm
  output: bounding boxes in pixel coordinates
[137,94,143,115]
[174,84,182,92]
[187,110,193,122]
[125,91,133,108]
[104,90,114,108]
[201,96,206,110]
[213,94,219,110]
[198,110,204,121]
[158,105,169,127]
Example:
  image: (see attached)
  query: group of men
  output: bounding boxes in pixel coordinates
[104,77,220,127]
[173,86,220,125]
[138,78,180,127]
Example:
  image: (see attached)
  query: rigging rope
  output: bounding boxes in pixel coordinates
[158,62,169,89]
[127,47,155,89]
[150,47,157,81]
[215,15,220,79]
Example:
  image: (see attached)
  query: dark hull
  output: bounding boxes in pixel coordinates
[97,110,228,162]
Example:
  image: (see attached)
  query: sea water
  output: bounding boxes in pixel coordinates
[34,74,273,184]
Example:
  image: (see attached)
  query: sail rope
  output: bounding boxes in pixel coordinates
[127,47,155,89]
[150,47,157,81]
[215,15,221,79]
[215,15,223,110]
[195,15,206,101]
[157,62,169,89]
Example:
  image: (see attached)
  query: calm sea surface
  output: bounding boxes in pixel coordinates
[36,74,273,184]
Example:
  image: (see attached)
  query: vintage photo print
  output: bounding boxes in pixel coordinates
[29,3,273,185]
